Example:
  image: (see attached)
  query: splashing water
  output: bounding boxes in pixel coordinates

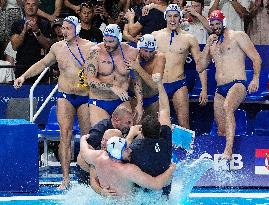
[62,158,213,205]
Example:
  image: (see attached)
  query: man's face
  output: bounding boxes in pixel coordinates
[115,113,134,135]
[80,6,93,24]
[122,147,132,162]
[24,0,38,16]
[54,25,63,37]
[210,19,224,36]
[103,36,119,53]
[166,11,181,30]
[139,48,156,62]
[62,21,76,41]
[191,1,202,14]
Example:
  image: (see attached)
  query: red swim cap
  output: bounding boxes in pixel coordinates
[208,10,225,22]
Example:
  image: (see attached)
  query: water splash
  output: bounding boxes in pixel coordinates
[62,158,214,205]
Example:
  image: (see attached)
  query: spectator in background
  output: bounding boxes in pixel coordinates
[4,41,17,66]
[208,0,250,31]
[37,0,63,22]
[246,0,269,45]
[10,0,51,84]
[126,0,168,36]
[0,0,23,59]
[183,0,211,44]
[63,0,85,16]
[169,0,186,8]
[0,58,15,83]
[50,18,64,83]
[78,2,103,43]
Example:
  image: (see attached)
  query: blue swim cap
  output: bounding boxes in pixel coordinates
[106,137,127,160]
[64,16,81,36]
[137,34,157,51]
[103,24,122,42]
[164,4,183,20]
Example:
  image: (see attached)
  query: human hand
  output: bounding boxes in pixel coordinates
[81,134,90,141]
[14,76,25,89]
[101,186,118,197]
[142,3,154,16]
[111,85,129,101]
[185,6,198,17]
[199,89,208,106]
[248,78,259,93]
[128,125,142,138]
[152,72,162,83]
[207,34,219,46]
[125,9,135,20]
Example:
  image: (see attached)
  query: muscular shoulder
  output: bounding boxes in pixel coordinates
[50,41,65,53]
[152,28,167,39]
[121,43,139,59]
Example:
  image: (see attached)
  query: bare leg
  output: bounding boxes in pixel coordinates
[57,99,75,190]
[77,104,91,135]
[172,86,190,129]
[222,84,246,159]
[214,93,226,136]
[89,105,110,127]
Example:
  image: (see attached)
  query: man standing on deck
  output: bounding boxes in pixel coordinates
[152,4,208,128]
[84,24,143,127]
[14,16,95,189]
[198,10,261,160]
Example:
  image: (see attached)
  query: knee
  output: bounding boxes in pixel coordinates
[223,102,234,116]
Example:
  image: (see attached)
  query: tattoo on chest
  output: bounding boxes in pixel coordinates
[86,63,97,76]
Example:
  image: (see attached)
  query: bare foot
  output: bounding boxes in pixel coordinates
[222,149,232,160]
[57,180,70,190]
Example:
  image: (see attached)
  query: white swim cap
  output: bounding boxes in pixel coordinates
[103,24,122,42]
[164,4,183,20]
[64,16,81,36]
[106,136,127,160]
[137,34,157,51]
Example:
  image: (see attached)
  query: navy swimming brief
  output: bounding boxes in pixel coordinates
[57,91,88,109]
[164,78,187,99]
[88,98,124,115]
[216,80,248,97]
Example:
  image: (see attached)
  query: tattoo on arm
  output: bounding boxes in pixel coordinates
[133,73,143,104]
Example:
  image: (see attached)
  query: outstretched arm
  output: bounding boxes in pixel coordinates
[124,163,176,190]
[14,45,57,88]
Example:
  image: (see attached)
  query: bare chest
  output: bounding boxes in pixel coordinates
[98,53,129,77]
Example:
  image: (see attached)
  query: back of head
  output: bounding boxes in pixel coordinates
[141,114,161,139]
[112,105,133,119]
[106,136,127,160]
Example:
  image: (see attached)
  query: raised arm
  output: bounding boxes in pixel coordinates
[229,0,250,19]
[237,31,262,93]
[80,134,102,166]
[124,163,176,190]
[125,9,143,37]
[152,73,171,127]
[13,45,57,88]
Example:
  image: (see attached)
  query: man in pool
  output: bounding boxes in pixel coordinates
[84,24,143,127]
[80,132,176,196]
[152,4,208,129]
[14,16,95,189]
[198,10,261,160]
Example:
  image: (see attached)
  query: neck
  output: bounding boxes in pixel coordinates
[66,36,79,46]
[167,27,180,33]
[81,22,91,30]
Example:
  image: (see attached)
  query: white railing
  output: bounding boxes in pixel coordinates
[29,67,58,122]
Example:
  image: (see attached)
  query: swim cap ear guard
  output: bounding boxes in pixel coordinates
[103,24,123,42]
[164,4,183,20]
[137,34,157,51]
[106,137,127,160]
[64,16,81,36]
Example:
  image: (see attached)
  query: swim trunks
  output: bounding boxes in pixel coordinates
[57,91,88,109]
[216,80,247,97]
[88,98,124,115]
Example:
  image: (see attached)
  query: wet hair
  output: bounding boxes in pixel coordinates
[141,114,161,139]
[112,106,133,119]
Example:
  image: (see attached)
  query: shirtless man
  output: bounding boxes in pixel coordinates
[14,16,95,189]
[152,4,208,129]
[84,24,143,126]
[80,132,176,197]
[125,34,166,114]
[198,10,261,160]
